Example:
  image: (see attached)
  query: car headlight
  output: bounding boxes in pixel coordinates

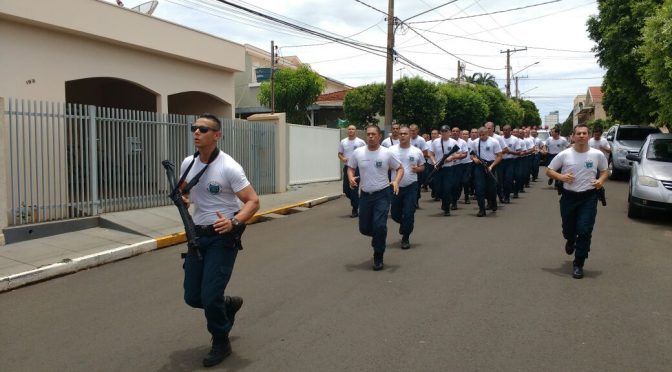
[637,176,659,187]
[617,148,629,157]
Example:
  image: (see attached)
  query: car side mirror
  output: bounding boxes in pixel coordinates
[606,135,614,141]
[625,154,641,162]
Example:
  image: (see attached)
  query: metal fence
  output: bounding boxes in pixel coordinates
[3,99,275,226]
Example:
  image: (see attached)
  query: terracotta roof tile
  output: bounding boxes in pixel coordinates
[588,86,603,103]
[316,89,350,102]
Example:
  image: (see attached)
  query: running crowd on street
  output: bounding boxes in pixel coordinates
[338,121,608,277]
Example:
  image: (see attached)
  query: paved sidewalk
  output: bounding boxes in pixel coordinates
[0,181,342,292]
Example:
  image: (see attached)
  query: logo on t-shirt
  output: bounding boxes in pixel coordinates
[409,156,415,162]
[486,146,491,151]
[585,160,594,169]
[375,160,383,168]
[208,182,221,194]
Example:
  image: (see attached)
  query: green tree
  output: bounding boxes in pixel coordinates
[560,114,573,137]
[465,72,499,88]
[586,118,618,132]
[438,84,489,129]
[472,85,507,126]
[392,77,446,132]
[502,99,525,127]
[640,0,672,127]
[587,0,662,124]
[343,83,384,128]
[258,65,325,125]
[513,98,542,127]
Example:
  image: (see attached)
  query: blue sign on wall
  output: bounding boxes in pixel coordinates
[255,68,272,82]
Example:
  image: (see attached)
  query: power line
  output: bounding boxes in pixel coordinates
[403,0,458,22]
[353,0,387,16]
[280,20,384,49]
[408,0,562,24]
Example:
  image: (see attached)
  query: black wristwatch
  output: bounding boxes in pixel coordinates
[230,217,244,230]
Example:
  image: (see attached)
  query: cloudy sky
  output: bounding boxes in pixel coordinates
[113,0,604,124]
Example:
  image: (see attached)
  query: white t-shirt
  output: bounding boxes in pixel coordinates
[547,136,570,154]
[525,137,536,153]
[429,137,459,168]
[410,135,429,152]
[456,138,472,164]
[180,151,250,225]
[347,146,402,193]
[338,137,366,161]
[548,148,608,192]
[470,137,502,162]
[502,136,521,159]
[390,144,425,187]
[381,137,400,148]
[491,133,508,152]
[588,137,611,157]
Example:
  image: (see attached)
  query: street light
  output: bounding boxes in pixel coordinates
[520,86,538,98]
[513,61,540,76]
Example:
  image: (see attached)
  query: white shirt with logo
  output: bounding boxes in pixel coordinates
[429,137,459,168]
[502,136,521,159]
[390,144,425,187]
[456,138,472,164]
[546,136,570,154]
[548,148,608,192]
[338,137,366,160]
[180,151,250,225]
[470,137,502,162]
[348,146,402,193]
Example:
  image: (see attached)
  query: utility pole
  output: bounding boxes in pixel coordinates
[515,75,527,99]
[271,40,276,114]
[500,47,526,98]
[384,0,394,129]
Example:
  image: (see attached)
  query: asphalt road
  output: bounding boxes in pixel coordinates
[1,176,671,371]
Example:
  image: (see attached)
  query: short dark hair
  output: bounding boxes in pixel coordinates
[574,123,589,134]
[366,124,381,134]
[592,125,603,133]
[198,113,221,130]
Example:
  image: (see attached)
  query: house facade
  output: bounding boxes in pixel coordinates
[573,87,606,126]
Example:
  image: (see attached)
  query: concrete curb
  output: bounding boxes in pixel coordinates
[0,239,156,292]
[0,193,341,292]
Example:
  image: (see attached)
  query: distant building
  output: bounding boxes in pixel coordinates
[543,111,560,129]
[573,87,606,126]
[234,44,352,126]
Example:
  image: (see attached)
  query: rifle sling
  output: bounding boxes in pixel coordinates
[177,148,220,195]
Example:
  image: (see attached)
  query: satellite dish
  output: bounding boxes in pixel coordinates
[131,1,159,15]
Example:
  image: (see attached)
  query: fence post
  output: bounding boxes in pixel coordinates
[248,112,288,193]
[0,97,8,244]
[88,105,99,216]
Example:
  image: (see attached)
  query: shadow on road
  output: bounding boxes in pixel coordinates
[344,260,400,273]
[541,260,603,279]
[157,340,252,371]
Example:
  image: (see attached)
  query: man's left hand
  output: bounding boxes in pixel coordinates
[592,179,604,190]
[213,211,232,233]
[390,181,400,195]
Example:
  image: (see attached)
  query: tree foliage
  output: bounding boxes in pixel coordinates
[438,84,489,129]
[514,98,542,127]
[560,114,574,137]
[258,65,325,125]
[465,72,499,88]
[473,85,507,125]
[640,0,672,127]
[501,99,525,127]
[392,77,446,132]
[587,0,662,124]
[343,83,384,128]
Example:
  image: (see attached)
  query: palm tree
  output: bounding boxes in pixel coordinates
[466,72,498,88]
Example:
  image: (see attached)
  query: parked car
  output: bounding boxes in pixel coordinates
[626,133,672,218]
[536,129,551,165]
[606,124,661,179]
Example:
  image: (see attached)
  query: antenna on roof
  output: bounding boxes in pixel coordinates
[131,1,159,15]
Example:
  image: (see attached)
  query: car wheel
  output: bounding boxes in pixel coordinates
[608,158,620,180]
[627,200,641,219]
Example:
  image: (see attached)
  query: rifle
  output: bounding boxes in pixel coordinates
[597,187,607,206]
[469,151,498,185]
[424,144,460,186]
[162,160,201,259]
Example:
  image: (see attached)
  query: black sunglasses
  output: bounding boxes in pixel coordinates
[190,125,217,134]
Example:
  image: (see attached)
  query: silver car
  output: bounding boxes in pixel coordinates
[626,133,672,218]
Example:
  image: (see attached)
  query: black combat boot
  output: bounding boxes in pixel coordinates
[203,335,232,367]
[373,252,384,271]
[225,296,244,329]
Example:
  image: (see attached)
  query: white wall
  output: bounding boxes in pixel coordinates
[289,125,341,185]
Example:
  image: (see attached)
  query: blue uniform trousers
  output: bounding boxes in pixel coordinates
[391,182,418,237]
[439,166,457,211]
[184,234,239,338]
[559,189,598,260]
[451,163,466,204]
[474,163,497,211]
[499,158,516,200]
[359,188,392,254]
[342,166,359,210]
[532,153,541,179]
